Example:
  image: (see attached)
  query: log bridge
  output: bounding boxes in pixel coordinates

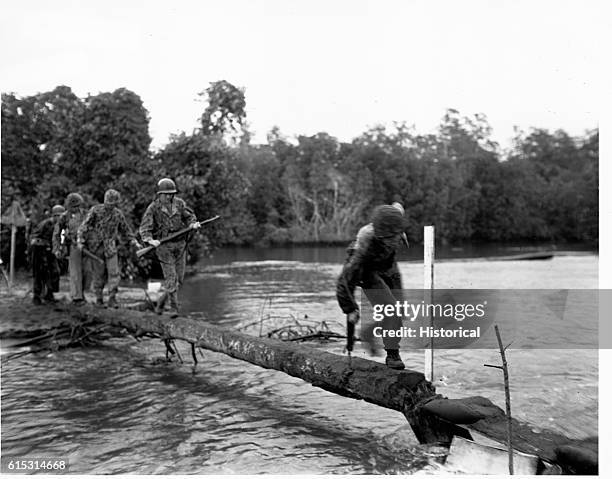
[0,302,598,474]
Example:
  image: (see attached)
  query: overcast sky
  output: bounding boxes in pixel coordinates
[0,0,605,150]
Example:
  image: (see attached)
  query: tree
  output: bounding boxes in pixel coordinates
[199,80,247,142]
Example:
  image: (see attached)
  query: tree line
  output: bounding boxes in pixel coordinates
[1,82,598,276]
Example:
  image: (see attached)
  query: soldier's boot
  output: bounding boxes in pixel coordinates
[95,291,104,307]
[155,292,168,315]
[168,293,180,318]
[107,294,118,309]
[385,349,406,370]
[43,289,57,303]
[32,296,43,306]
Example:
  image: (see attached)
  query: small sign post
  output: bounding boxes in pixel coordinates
[1,200,27,291]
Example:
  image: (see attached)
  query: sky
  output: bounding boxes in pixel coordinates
[0,0,606,151]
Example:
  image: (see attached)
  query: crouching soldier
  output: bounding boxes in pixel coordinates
[77,189,141,308]
[31,205,65,305]
[139,178,201,316]
[53,193,88,304]
[336,203,407,370]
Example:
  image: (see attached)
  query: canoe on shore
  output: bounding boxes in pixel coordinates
[488,251,555,261]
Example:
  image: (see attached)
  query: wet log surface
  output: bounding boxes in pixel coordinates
[0,302,598,473]
[0,302,436,415]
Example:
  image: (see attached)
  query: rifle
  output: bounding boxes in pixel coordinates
[346,316,355,367]
[82,247,104,265]
[136,215,220,258]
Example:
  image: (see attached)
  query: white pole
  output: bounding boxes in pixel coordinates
[9,224,17,291]
[424,225,434,382]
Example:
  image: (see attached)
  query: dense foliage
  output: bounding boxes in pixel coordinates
[1,83,598,277]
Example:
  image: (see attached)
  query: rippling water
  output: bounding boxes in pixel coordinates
[1,253,598,473]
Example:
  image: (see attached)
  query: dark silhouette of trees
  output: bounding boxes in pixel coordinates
[2,83,599,275]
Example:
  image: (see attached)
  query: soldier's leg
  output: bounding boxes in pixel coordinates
[31,246,44,305]
[68,246,84,301]
[157,262,177,314]
[82,255,93,294]
[169,247,186,314]
[106,254,120,308]
[49,256,60,293]
[43,251,58,301]
[157,246,178,314]
[362,272,405,370]
[90,253,106,304]
[176,247,186,287]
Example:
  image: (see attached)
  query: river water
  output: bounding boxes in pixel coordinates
[1,246,598,474]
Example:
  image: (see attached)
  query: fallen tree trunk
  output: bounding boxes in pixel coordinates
[99,306,437,414]
[0,303,436,417]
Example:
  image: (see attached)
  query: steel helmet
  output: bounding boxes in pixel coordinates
[391,202,405,216]
[51,205,66,216]
[66,193,84,208]
[104,189,121,205]
[157,178,177,194]
[372,205,406,238]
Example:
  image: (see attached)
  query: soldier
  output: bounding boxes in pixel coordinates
[53,193,88,304]
[139,178,201,316]
[336,203,407,369]
[76,189,141,308]
[31,205,65,305]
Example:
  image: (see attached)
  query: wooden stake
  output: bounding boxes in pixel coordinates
[423,225,434,382]
[494,325,514,475]
[9,224,17,291]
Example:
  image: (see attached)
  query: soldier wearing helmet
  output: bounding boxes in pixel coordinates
[139,178,201,316]
[336,203,408,369]
[30,204,65,305]
[77,189,141,308]
[53,192,89,304]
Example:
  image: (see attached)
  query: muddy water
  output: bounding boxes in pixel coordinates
[1,253,598,473]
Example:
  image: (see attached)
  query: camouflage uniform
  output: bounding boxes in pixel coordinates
[336,205,406,364]
[31,217,60,302]
[53,208,89,301]
[139,196,197,312]
[77,203,137,303]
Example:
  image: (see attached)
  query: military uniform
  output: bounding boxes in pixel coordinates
[31,216,61,303]
[139,196,198,313]
[53,207,88,301]
[77,197,138,306]
[336,205,407,369]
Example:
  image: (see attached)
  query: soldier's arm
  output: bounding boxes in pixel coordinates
[180,199,198,227]
[336,245,368,315]
[117,210,139,246]
[52,215,65,254]
[139,204,156,243]
[30,219,43,241]
[77,208,95,245]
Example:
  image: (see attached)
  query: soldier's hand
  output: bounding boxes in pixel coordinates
[347,310,360,325]
[54,251,63,259]
[190,221,201,230]
[133,240,143,250]
[148,239,161,247]
[76,242,84,252]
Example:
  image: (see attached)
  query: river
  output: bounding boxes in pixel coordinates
[1,245,598,474]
